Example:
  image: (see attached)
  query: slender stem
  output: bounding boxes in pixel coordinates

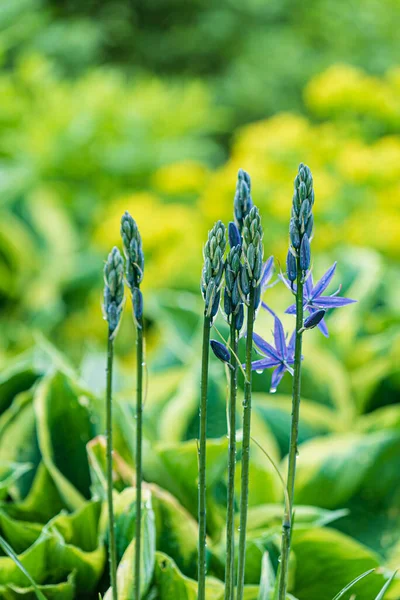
[278,260,304,600]
[135,313,144,600]
[106,333,118,600]
[225,318,238,600]
[198,315,212,600]
[236,286,256,600]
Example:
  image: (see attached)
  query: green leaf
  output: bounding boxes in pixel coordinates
[104,491,156,600]
[258,552,275,599]
[0,570,76,599]
[0,390,40,498]
[291,528,388,600]
[0,535,47,600]
[0,462,33,501]
[331,568,375,599]
[2,463,66,524]
[0,510,42,555]
[34,372,100,510]
[143,436,230,534]
[374,570,398,600]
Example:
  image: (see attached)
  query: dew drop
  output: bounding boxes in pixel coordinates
[256,370,263,374]
[270,387,277,394]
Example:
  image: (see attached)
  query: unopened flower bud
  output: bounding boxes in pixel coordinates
[210,340,231,364]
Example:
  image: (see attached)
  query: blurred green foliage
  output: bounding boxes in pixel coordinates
[0,1,399,597]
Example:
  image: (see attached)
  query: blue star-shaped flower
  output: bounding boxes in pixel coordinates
[251,314,296,393]
[280,262,356,337]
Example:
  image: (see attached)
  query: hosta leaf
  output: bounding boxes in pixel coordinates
[0,391,40,498]
[0,462,33,502]
[291,528,388,600]
[104,492,156,600]
[0,510,42,555]
[34,372,99,510]
[2,463,66,524]
[0,570,75,600]
[252,394,338,458]
[143,436,230,534]
[258,552,275,599]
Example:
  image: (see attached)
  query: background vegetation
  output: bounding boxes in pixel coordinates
[0,1,399,598]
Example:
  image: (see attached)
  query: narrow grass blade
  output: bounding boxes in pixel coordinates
[331,568,375,600]
[251,436,290,521]
[374,570,398,600]
[0,535,47,600]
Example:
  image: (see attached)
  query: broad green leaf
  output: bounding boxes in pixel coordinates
[0,499,105,594]
[2,463,66,524]
[151,552,197,599]
[0,390,40,498]
[252,394,338,458]
[294,431,400,509]
[357,405,400,433]
[0,570,75,599]
[331,568,375,599]
[143,436,230,534]
[34,372,99,510]
[0,510,42,554]
[0,535,46,600]
[87,435,134,500]
[0,462,33,501]
[150,483,199,579]
[104,492,156,600]
[291,528,387,600]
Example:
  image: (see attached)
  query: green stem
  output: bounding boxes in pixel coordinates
[198,315,212,600]
[278,260,304,600]
[135,314,144,600]
[106,333,118,600]
[236,286,256,600]
[225,318,238,600]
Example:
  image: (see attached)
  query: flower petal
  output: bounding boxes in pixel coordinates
[270,364,287,393]
[274,315,287,358]
[287,329,296,357]
[304,271,313,298]
[251,358,281,371]
[253,331,281,361]
[311,262,337,298]
[314,296,356,308]
[260,256,274,291]
[318,317,329,337]
[285,303,297,315]
[261,302,276,317]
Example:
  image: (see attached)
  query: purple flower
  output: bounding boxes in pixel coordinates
[280,262,356,337]
[250,315,296,393]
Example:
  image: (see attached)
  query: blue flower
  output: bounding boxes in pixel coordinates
[260,256,274,292]
[250,314,296,393]
[280,262,356,337]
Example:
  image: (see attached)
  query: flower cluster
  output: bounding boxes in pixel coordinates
[103,247,125,337]
[201,220,226,320]
[121,211,145,324]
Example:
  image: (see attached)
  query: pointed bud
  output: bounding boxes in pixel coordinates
[299,233,311,272]
[286,249,297,282]
[132,287,143,326]
[120,212,144,290]
[228,221,242,248]
[304,309,326,330]
[210,340,231,364]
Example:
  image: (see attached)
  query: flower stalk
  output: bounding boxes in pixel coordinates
[103,246,125,600]
[120,212,145,600]
[237,205,263,600]
[199,220,226,600]
[278,164,314,599]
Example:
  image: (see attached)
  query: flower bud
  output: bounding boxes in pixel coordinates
[286,249,297,282]
[299,233,311,272]
[103,247,125,337]
[228,221,242,248]
[304,309,326,330]
[121,212,144,289]
[210,340,231,364]
[132,287,143,326]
